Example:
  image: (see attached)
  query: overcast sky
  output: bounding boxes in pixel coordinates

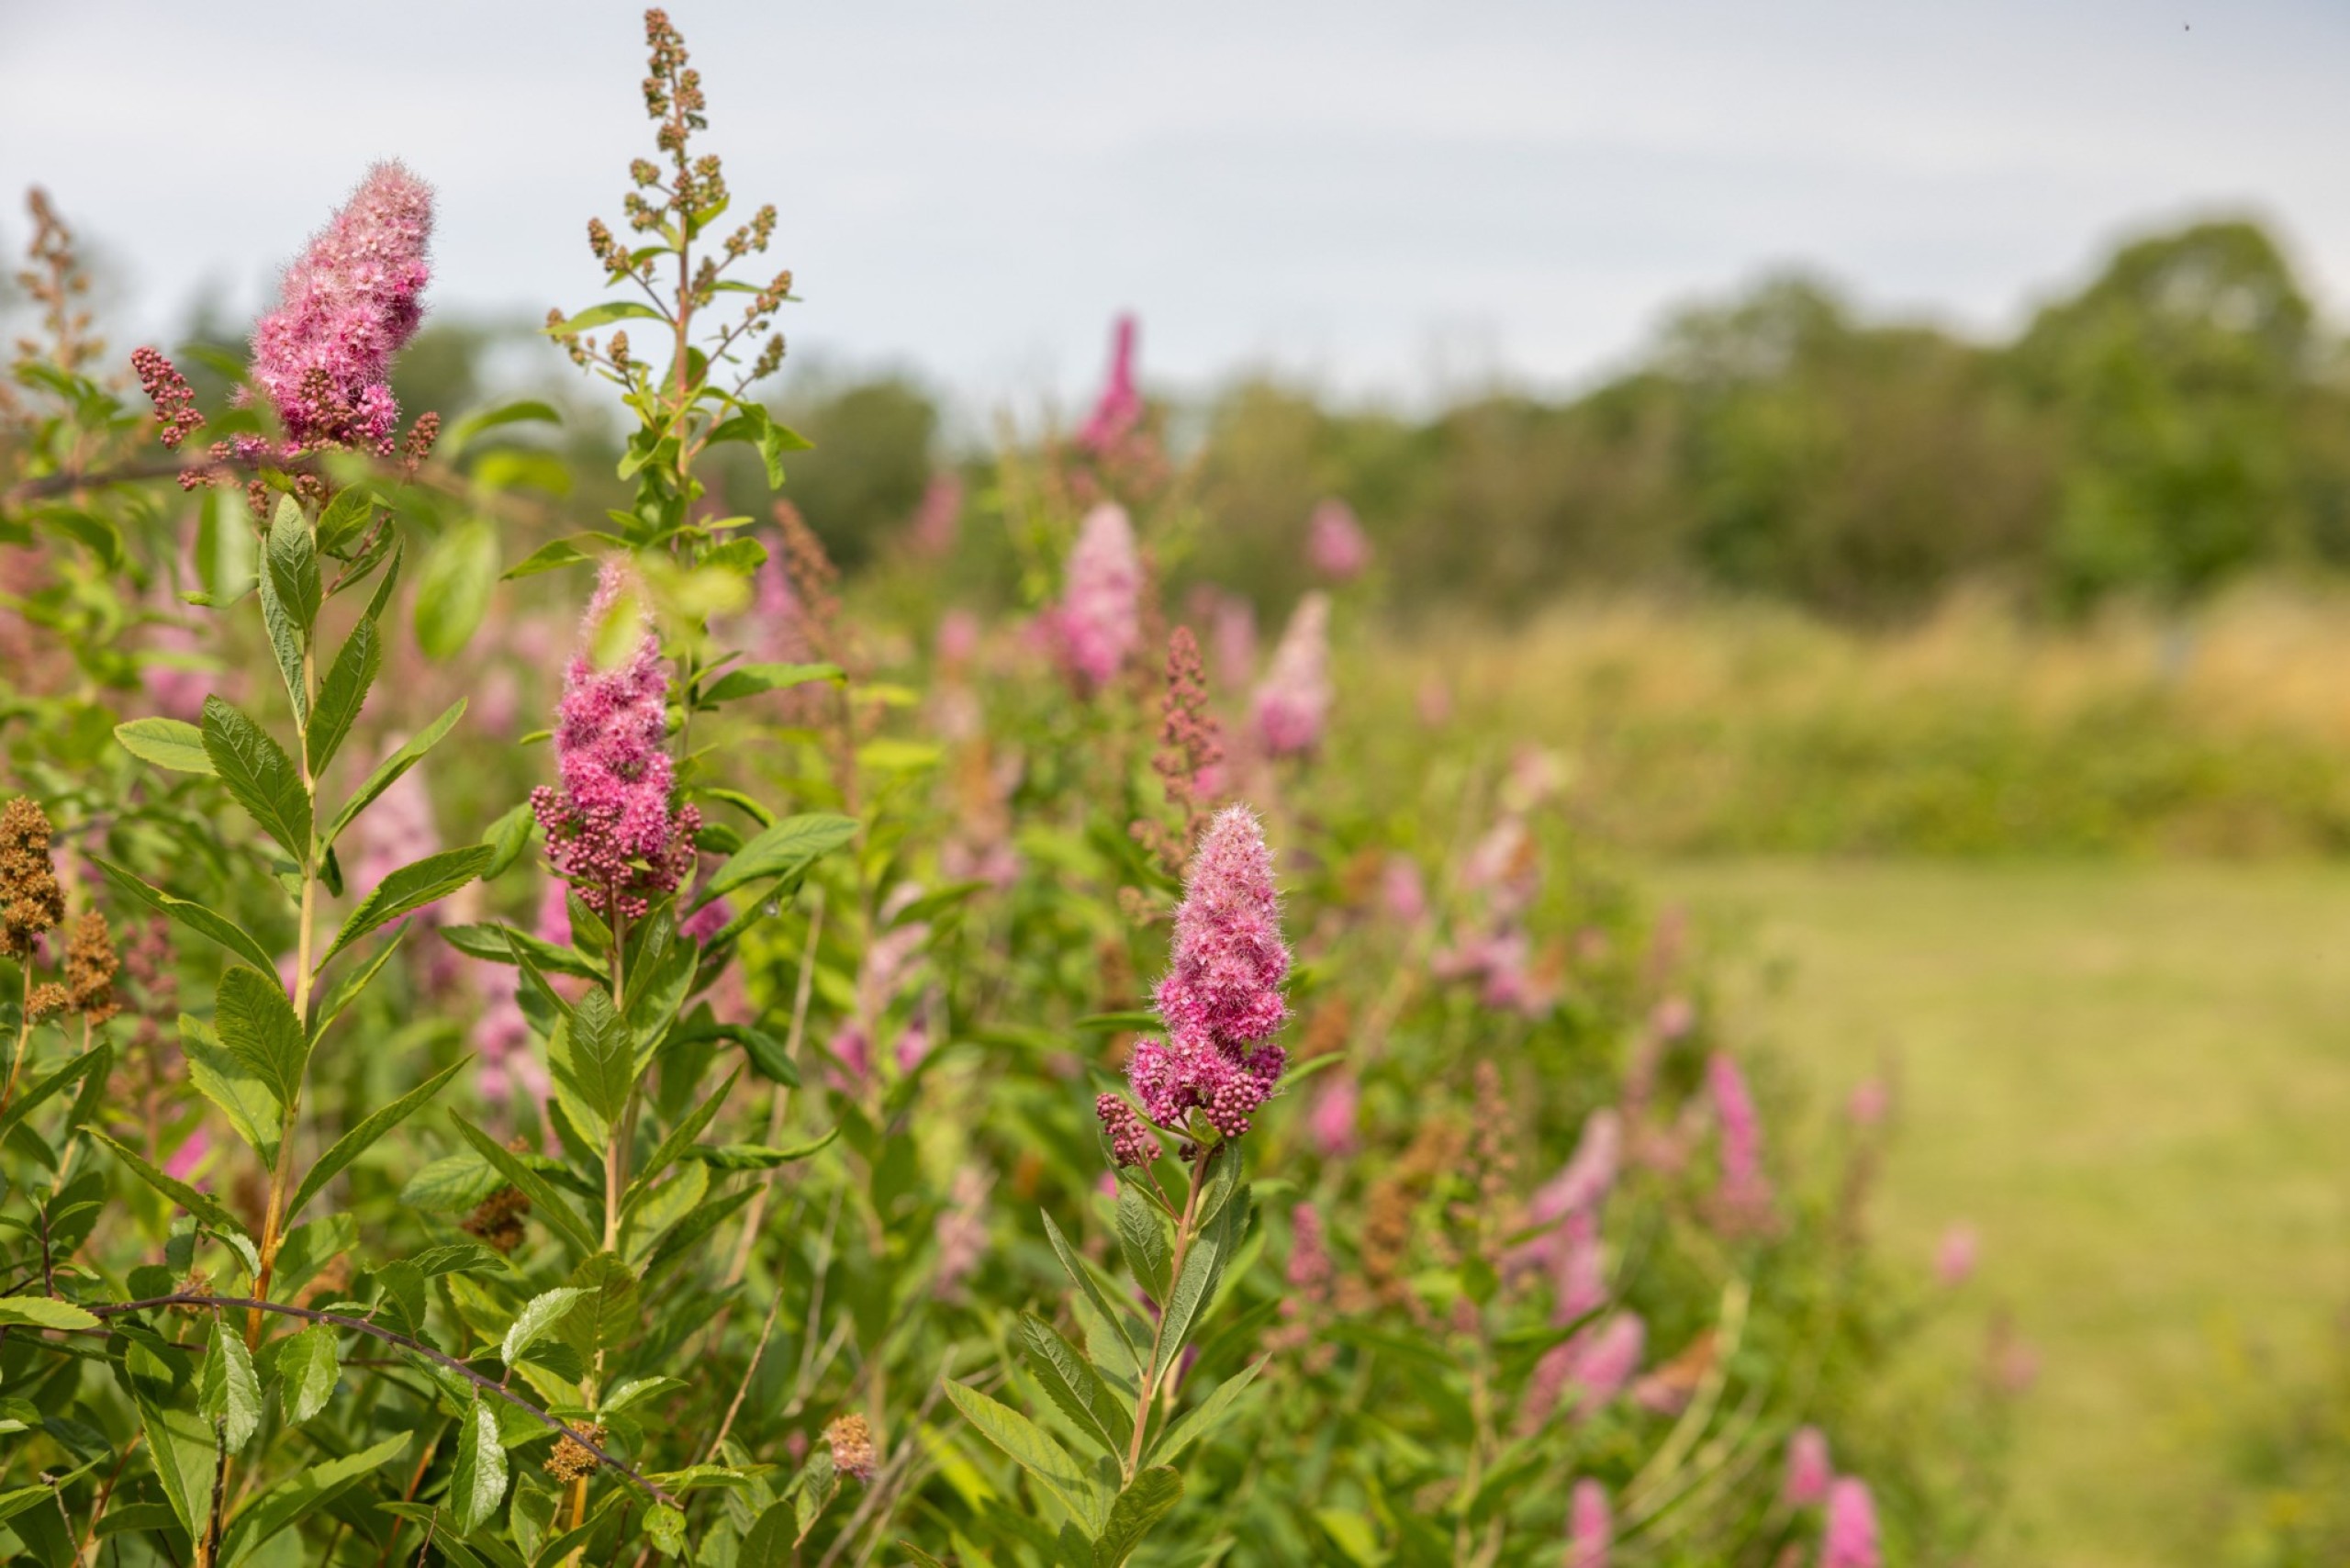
[3,0,2345,409]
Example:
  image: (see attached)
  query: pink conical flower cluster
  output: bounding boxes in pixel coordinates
[530,562,700,921]
[1076,314,1144,454]
[1252,592,1332,757]
[1707,1051,1775,1230]
[1051,503,1142,692]
[1821,1478,1881,1568]
[1111,806,1292,1147]
[1568,1479,1612,1568]
[1305,498,1372,581]
[1784,1426,1834,1506]
[249,162,433,454]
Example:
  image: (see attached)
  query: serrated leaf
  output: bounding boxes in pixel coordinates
[307,614,380,772]
[625,1068,739,1210]
[115,716,215,774]
[322,698,465,846]
[479,801,535,879]
[1147,1358,1267,1467]
[130,1365,217,1543]
[400,1153,504,1214]
[1093,1468,1183,1568]
[695,812,858,910]
[281,1323,340,1424]
[739,1500,796,1568]
[202,696,311,863]
[215,964,308,1111]
[500,536,598,580]
[89,1131,247,1235]
[449,1114,599,1255]
[315,485,377,554]
[179,1014,280,1160]
[90,856,279,975]
[1016,1313,1133,1460]
[440,921,605,981]
[699,661,844,705]
[414,518,498,660]
[1116,1188,1171,1304]
[287,1056,467,1219]
[682,1130,837,1170]
[646,1502,687,1555]
[1041,1210,1140,1364]
[218,1430,406,1562]
[309,927,406,1041]
[793,1449,838,1538]
[256,520,310,727]
[0,1296,99,1330]
[200,1318,262,1451]
[324,843,494,964]
[555,987,635,1128]
[266,493,321,633]
[502,1286,588,1366]
[1158,1171,1248,1374]
[941,1380,1109,1535]
[449,1394,509,1531]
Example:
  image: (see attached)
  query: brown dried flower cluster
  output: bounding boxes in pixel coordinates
[64,911,121,1024]
[544,1424,607,1483]
[823,1412,877,1482]
[0,797,65,959]
[462,1185,532,1254]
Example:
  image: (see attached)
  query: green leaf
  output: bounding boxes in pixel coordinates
[1015,1312,1133,1461]
[179,1015,279,1160]
[554,987,635,1130]
[1147,1358,1266,1467]
[552,300,667,332]
[200,1317,263,1451]
[738,1500,795,1568]
[115,716,215,774]
[280,1323,340,1425]
[202,696,312,863]
[1041,1210,1140,1365]
[256,528,310,728]
[498,539,598,584]
[699,661,844,705]
[323,698,465,846]
[449,1394,509,1531]
[1158,1172,1248,1373]
[131,1366,218,1543]
[90,856,279,976]
[324,843,495,964]
[0,1296,99,1330]
[91,1129,249,1237]
[1074,1011,1161,1034]
[502,1286,588,1366]
[265,493,321,633]
[646,1502,687,1556]
[478,802,536,880]
[315,486,377,554]
[363,533,406,620]
[1116,1188,1171,1304]
[446,398,563,457]
[625,1068,739,1210]
[682,1130,837,1170]
[218,1431,406,1562]
[449,1114,599,1255]
[695,812,858,910]
[309,928,407,1041]
[306,615,380,773]
[897,1546,949,1568]
[1092,1468,1183,1568]
[943,1380,1109,1535]
[286,1056,467,1219]
[0,1044,111,1152]
[414,519,499,660]
[441,922,605,982]
[215,965,309,1111]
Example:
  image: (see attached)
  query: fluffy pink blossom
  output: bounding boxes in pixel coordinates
[140,615,211,722]
[1305,1071,1359,1158]
[1113,806,1292,1143]
[894,1018,934,1074]
[936,609,981,666]
[1305,498,1372,581]
[1784,1426,1833,1506]
[1573,1313,1646,1410]
[249,162,432,454]
[679,893,733,944]
[1568,1479,1611,1568]
[906,472,966,557]
[1076,314,1144,454]
[1051,504,1142,692]
[534,875,574,948]
[1936,1224,1978,1287]
[531,563,700,921]
[1209,592,1258,693]
[933,1164,993,1299]
[1821,1478,1881,1568]
[1518,1110,1622,1271]
[1252,592,1332,758]
[1382,855,1427,924]
[1286,1203,1335,1296]
[1707,1052,1774,1228]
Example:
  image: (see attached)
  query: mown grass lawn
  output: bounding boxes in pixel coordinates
[1648,859,2350,1568]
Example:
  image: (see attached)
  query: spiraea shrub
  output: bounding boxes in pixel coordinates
[0,13,2009,1565]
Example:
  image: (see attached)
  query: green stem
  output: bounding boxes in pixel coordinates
[1125,1148,1214,1481]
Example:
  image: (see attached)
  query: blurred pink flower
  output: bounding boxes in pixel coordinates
[1568,1479,1611,1568]
[139,616,212,722]
[1784,1425,1833,1506]
[1304,498,1371,581]
[347,744,442,920]
[1416,674,1451,727]
[1050,503,1142,693]
[1209,592,1258,693]
[933,1163,993,1299]
[1572,1313,1646,1410]
[1707,1052,1774,1229]
[906,472,965,557]
[936,608,981,666]
[1252,593,1332,758]
[1381,855,1427,924]
[1848,1078,1890,1127]
[1936,1224,1978,1287]
[1076,314,1144,454]
[1305,1071,1359,1158]
[163,1127,212,1184]
[1821,1478,1881,1568]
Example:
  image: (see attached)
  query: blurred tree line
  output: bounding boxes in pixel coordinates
[265,217,2350,624]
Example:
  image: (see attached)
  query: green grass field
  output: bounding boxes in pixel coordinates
[1649,860,2350,1568]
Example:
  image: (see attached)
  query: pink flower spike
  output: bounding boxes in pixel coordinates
[1077,314,1144,453]
[249,162,433,454]
[1707,1051,1774,1229]
[1053,503,1142,692]
[1252,592,1332,758]
[1306,1071,1359,1158]
[1568,1478,1611,1568]
[1572,1313,1646,1411]
[1821,1477,1882,1568]
[1936,1223,1978,1287]
[1784,1425,1833,1506]
[1305,498,1372,581]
